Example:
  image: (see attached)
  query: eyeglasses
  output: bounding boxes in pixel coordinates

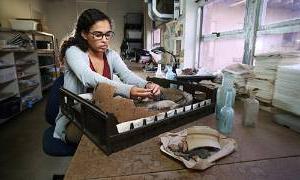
[89,31,115,40]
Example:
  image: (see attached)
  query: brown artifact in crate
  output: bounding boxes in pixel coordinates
[93,83,159,123]
[60,77,217,155]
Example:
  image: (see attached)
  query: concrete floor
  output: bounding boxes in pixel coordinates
[0,61,147,180]
[0,96,71,180]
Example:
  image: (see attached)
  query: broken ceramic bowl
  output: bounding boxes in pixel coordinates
[186,126,221,151]
[160,126,237,170]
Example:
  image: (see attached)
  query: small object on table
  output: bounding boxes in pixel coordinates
[219,90,235,134]
[243,89,259,127]
[160,126,237,170]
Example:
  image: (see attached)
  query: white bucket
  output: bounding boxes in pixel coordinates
[9,19,38,31]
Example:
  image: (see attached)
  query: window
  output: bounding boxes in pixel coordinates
[200,38,244,72]
[202,0,246,35]
[198,0,245,71]
[256,0,300,55]
[197,0,300,70]
[255,32,300,54]
[152,28,161,47]
[261,0,300,25]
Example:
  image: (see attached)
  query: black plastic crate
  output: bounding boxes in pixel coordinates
[60,77,217,155]
[36,40,50,49]
[0,96,21,120]
[38,56,54,66]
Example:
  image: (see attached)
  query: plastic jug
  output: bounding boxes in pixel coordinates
[243,90,259,127]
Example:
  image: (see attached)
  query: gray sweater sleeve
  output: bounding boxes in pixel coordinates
[65,46,134,98]
[110,51,148,88]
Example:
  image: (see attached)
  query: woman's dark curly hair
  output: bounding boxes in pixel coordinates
[59,8,112,63]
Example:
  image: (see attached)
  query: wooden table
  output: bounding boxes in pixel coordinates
[64,101,300,180]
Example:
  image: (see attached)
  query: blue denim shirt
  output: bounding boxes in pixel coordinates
[53,46,148,141]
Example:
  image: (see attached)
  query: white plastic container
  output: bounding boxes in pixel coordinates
[126,30,142,39]
[243,91,259,127]
[9,19,38,31]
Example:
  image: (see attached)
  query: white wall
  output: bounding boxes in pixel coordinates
[0,0,145,53]
[107,0,143,52]
[144,3,153,50]
[182,0,199,69]
[43,0,144,53]
[43,0,77,48]
[0,0,44,28]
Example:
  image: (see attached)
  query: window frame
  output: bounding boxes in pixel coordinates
[197,0,300,68]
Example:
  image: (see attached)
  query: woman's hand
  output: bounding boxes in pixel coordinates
[130,83,161,100]
[145,82,161,97]
[130,87,153,99]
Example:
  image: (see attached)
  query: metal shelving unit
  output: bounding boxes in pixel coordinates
[28,31,57,91]
[0,29,58,123]
[123,13,144,60]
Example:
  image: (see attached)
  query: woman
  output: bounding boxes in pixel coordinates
[54,8,160,144]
